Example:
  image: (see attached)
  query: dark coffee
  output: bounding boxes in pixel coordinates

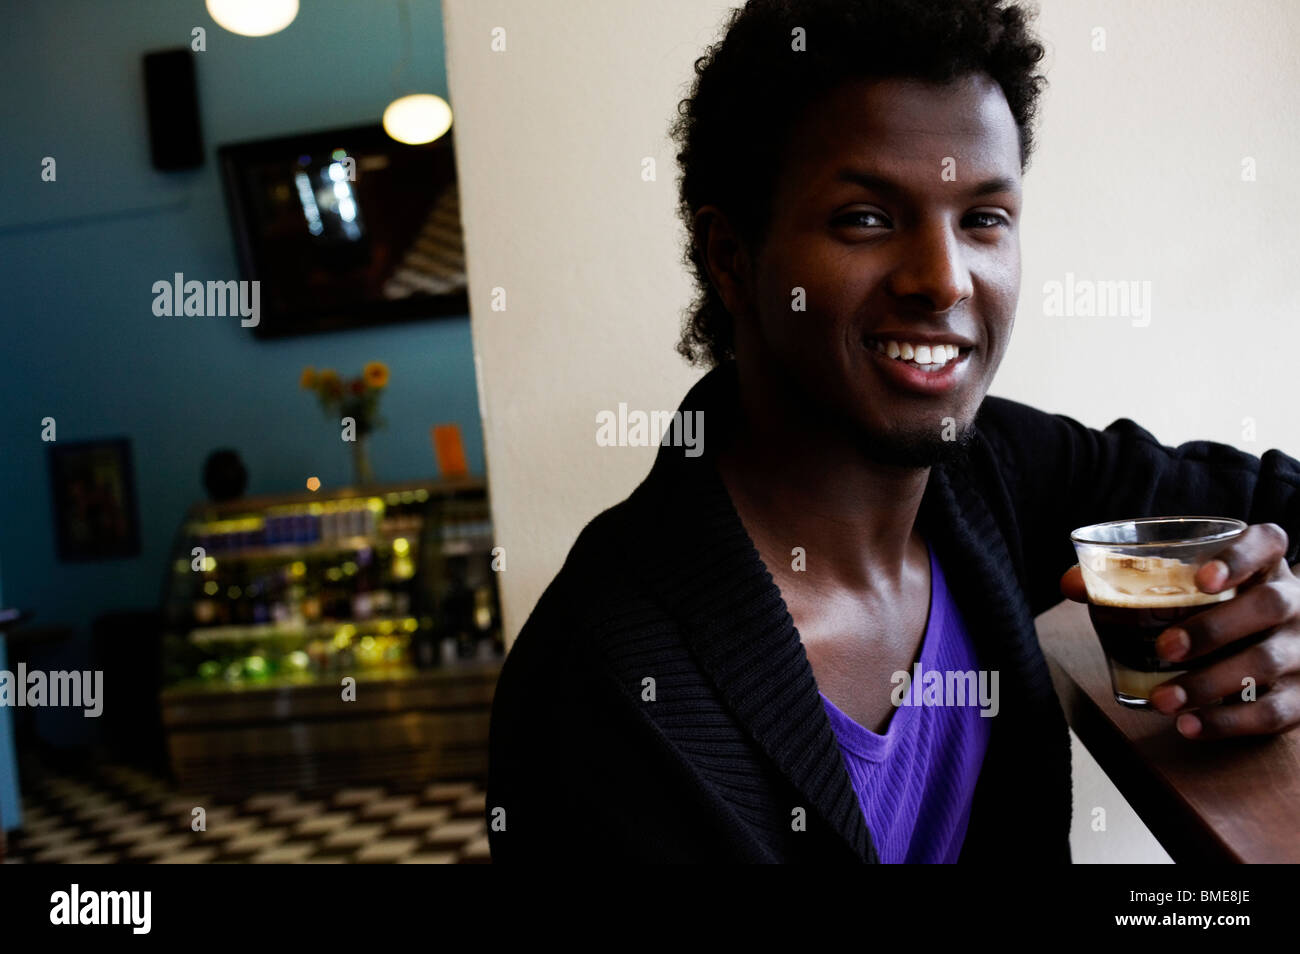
[1087,602,1239,701]
[1081,557,1236,705]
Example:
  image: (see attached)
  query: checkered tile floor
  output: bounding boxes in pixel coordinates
[3,760,491,864]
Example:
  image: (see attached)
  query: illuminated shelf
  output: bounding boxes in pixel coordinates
[178,533,416,565]
[437,534,494,556]
[174,533,492,569]
[185,616,426,645]
[185,476,484,519]
[161,659,502,697]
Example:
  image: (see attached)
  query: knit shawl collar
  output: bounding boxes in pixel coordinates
[622,361,1070,863]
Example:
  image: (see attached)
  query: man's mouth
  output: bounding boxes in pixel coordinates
[863,336,973,373]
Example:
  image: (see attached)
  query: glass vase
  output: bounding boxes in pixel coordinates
[351,435,376,486]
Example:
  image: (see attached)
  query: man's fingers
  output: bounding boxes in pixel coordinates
[1151,631,1300,709]
[1197,522,1290,594]
[1157,580,1300,662]
[1167,673,1300,740]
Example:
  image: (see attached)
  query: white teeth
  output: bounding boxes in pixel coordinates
[870,338,966,369]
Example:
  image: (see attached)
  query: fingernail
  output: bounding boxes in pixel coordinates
[1177,713,1202,738]
[1156,628,1190,661]
[1203,560,1229,590]
[1151,684,1187,714]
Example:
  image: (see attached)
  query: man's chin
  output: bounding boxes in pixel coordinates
[856,421,977,468]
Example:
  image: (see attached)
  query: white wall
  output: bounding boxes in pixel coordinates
[443,0,1300,863]
[444,0,712,642]
[1015,3,1300,858]
[1007,0,1300,451]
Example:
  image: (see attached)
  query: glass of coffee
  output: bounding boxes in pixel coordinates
[1070,517,1247,709]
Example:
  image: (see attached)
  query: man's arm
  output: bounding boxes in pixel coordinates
[975,396,1300,618]
[486,590,763,862]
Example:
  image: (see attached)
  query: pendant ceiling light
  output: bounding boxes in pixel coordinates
[205,0,299,38]
[383,94,452,146]
[382,0,453,145]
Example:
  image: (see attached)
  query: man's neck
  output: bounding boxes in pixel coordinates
[714,367,931,593]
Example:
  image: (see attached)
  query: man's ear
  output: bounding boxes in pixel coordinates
[695,205,754,323]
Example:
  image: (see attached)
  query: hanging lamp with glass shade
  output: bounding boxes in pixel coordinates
[382,0,453,145]
[384,94,452,145]
[205,0,299,37]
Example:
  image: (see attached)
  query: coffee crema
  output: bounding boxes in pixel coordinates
[1080,552,1234,608]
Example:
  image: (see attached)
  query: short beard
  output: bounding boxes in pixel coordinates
[856,420,977,469]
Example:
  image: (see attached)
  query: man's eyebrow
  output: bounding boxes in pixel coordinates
[834,169,1020,197]
[969,175,1019,196]
[834,170,904,195]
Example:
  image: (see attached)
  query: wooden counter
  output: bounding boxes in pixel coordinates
[160,660,500,796]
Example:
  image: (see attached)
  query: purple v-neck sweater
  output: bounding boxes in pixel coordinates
[818,539,991,863]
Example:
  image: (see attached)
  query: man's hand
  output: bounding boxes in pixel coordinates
[1059,523,1300,739]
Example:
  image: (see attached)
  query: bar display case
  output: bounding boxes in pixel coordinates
[158,477,502,794]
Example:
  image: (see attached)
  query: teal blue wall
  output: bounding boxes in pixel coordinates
[0,1,479,748]
[1,563,20,828]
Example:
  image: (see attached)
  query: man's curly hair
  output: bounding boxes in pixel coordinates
[670,0,1048,368]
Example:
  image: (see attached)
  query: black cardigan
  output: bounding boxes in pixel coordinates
[486,362,1300,862]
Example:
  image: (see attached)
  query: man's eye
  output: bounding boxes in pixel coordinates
[964,212,1007,229]
[835,211,891,230]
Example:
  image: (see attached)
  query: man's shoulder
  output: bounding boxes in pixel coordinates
[973,394,1104,461]
[976,393,1169,458]
[510,482,676,666]
[975,393,1058,433]
[545,487,655,602]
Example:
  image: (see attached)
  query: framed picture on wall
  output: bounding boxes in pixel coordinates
[48,438,142,561]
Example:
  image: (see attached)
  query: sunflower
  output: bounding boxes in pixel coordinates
[300,366,317,390]
[364,360,390,389]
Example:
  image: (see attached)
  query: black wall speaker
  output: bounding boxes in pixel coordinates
[142,48,204,170]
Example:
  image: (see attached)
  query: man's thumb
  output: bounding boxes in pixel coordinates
[1060,564,1089,603]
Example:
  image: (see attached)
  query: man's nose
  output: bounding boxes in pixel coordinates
[887,222,973,313]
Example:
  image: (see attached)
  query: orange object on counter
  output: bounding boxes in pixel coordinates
[432,424,469,478]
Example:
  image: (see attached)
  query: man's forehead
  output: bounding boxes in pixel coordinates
[816,74,1015,125]
[787,75,1021,171]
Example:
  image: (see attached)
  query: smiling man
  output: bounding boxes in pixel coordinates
[487,0,1300,863]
